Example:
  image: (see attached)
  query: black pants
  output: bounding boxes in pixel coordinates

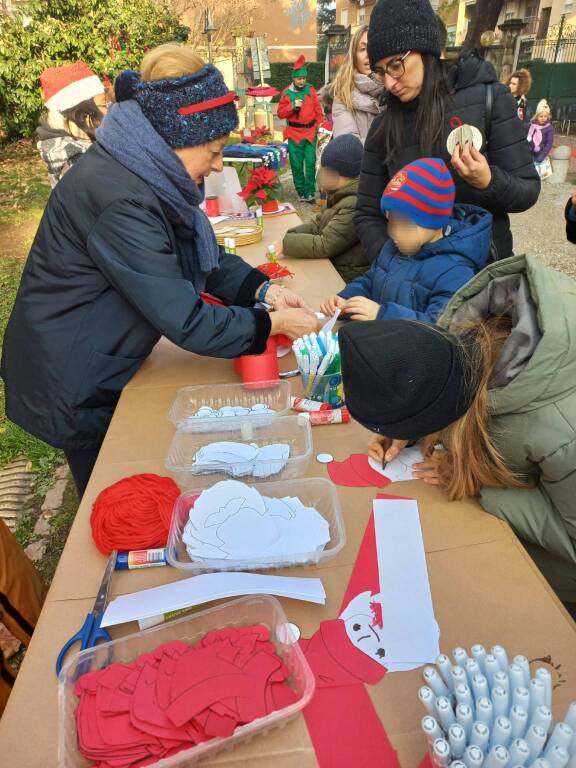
[64,447,101,499]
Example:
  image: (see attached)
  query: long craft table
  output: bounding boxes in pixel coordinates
[1,213,575,767]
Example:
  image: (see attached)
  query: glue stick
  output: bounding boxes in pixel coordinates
[290,396,333,412]
[267,243,277,262]
[255,206,263,227]
[300,407,349,426]
[115,548,167,570]
[224,237,237,255]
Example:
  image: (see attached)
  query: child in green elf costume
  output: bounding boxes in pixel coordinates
[277,55,323,202]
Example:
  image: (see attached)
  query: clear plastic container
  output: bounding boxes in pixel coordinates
[58,595,314,768]
[167,476,346,572]
[168,380,291,430]
[300,372,344,407]
[165,415,312,487]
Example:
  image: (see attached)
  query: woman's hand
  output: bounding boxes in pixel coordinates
[451,142,492,190]
[412,446,448,485]
[367,434,409,464]
[270,309,321,340]
[265,284,312,312]
[320,295,347,316]
[344,296,380,321]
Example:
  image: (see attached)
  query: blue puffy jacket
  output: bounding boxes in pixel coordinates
[339,204,492,323]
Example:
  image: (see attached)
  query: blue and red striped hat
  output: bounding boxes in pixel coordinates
[381,158,455,230]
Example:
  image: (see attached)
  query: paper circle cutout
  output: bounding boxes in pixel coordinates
[446,124,483,155]
[316,453,334,464]
[277,622,301,643]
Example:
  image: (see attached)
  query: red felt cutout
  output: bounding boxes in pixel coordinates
[74,625,298,768]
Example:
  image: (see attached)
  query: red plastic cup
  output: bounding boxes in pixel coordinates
[235,337,279,388]
[205,196,220,217]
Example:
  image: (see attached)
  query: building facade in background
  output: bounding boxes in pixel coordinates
[254,0,318,62]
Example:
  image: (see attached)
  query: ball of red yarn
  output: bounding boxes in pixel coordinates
[91,474,181,555]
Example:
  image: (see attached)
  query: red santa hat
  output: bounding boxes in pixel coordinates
[40,61,104,112]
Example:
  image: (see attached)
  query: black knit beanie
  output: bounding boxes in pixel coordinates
[367,0,442,68]
[339,320,481,440]
[321,134,364,178]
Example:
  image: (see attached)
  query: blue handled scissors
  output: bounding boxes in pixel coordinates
[55,550,117,676]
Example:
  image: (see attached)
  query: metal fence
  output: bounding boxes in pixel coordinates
[518,17,576,65]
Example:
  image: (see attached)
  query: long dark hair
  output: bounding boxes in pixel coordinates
[377,54,450,166]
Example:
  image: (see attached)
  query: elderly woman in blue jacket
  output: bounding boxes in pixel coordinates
[321,158,491,322]
[1,44,318,496]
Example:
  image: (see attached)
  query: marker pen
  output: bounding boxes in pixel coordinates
[508,738,530,766]
[529,679,546,719]
[419,686,437,717]
[462,745,484,768]
[471,644,487,675]
[529,761,552,768]
[476,697,494,729]
[448,724,466,759]
[436,696,456,731]
[492,645,510,672]
[510,663,526,692]
[525,725,547,760]
[493,686,510,718]
[491,716,512,749]
[450,762,466,768]
[453,647,468,669]
[485,654,501,686]
[470,721,490,752]
[485,746,509,768]
[535,668,552,709]
[531,706,552,734]
[513,655,531,688]
[452,666,467,689]
[544,747,570,768]
[432,738,451,768]
[422,716,444,744]
[471,673,489,701]
[564,702,576,731]
[115,548,167,569]
[465,659,480,684]
[493,670,510,695]
[544,723,574,754]
[510,705,529,740]
[454,683,473,710]
[456,704,474,741]
[513,687,531,712]
[424,666,451,699]
[437,654,455,692]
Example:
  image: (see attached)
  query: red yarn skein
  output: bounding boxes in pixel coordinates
[91,474,180,555]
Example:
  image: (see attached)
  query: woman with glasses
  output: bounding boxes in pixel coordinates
[331,25,384,145]
[355,0,540,263]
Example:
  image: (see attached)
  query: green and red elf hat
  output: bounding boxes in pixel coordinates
[292,55,308,78]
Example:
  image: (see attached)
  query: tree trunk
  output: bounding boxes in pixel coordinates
[462,0,506,51]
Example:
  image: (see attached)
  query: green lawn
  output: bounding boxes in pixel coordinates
[0,141,64,516]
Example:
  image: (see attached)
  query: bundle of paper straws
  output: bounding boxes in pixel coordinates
[419,644,576,768]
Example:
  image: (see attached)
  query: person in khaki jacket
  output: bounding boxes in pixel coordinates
[281,135,370,283]
[340,254,576,606]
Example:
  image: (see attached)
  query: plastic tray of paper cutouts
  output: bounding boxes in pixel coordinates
[58,595,315,768]
[164,415,312,488]
[166,477,346,573]
[167,380,291,430]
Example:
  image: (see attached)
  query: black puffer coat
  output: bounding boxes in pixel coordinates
[1,143,270,450]
[355,53,540,262]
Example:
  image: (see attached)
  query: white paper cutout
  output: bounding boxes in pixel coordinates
[184,403,275,423]
[373,498,440,669]
[191,441,289,479]
[339,590,387,667]
[101,572,326,628]
[367,446,423,482]
[182,480,330,561]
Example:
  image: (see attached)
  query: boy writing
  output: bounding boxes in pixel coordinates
[321,158,492,323]
[277,55,323,202]
[280,134,370,282]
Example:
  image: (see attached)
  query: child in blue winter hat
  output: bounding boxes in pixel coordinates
[321,157,492,323]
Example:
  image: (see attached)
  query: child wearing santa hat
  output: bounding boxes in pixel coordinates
[36,61,109,187]
[277,55,323,202]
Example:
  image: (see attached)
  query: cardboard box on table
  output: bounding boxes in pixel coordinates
[1,213,575,767]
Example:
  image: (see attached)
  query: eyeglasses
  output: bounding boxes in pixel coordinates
[372,51,412,82]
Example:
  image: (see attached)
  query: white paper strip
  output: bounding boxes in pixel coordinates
[373,498,440,668]
[101,572,326,628]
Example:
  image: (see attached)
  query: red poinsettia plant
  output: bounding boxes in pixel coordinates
[237,166,282,208]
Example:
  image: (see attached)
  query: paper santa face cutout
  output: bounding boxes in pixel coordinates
[339,591,387,667]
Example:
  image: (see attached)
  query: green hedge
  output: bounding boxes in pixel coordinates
[268,62,325,101]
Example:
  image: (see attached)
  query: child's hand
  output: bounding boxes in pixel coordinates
[367,435,408,464]
[320,295,346,316]
[344,296,380,321]
[412,446,448,486]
